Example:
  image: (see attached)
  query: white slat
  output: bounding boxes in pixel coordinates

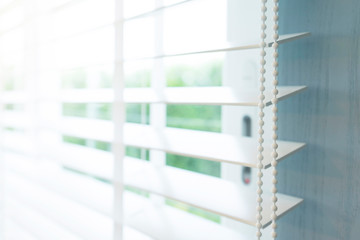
[124,0,195,21]
[124,86,307,106]
[58,85,306,105]
[0,91,27,103]
[5,197,81,240]
[125,157,303,227]
[1,87,305,106]
[4,218,38,240]
[5,171,114,240]
[124,192,251,240]
[4,150,302,231]
[60,89,113,103]
[123,227,155,240]
[5,150,302,228]
[4,152,113,217]
[59,118,305,168]
[0,131,35,154]
[125,123,305,168]
[5,163,245,240]
[60,143,113,180]
[125,32,310,60]
[0,112,30,128]
[60,117,112,142]
[5,170,153,240]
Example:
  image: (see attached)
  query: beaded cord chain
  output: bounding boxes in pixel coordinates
[256,0,267,239]
[271,0,279,239]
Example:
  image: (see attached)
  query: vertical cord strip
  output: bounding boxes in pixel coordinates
[257,0,268,239]
[271,0,279,239]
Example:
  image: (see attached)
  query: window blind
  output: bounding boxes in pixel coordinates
[0,0,309,239]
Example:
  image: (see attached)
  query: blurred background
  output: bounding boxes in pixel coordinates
[0,0,299,239]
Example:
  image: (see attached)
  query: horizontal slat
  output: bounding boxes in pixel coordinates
[49,86,308,105]
[61,117,112,142]
[124,227,155,240]
[1,86,306,106]
[5,170,153,240]
[5,165,247,240]
[7,148,301,228]
[124,86,307,106]
[60,118,305,168]
[5,171,114,240]
[5,197,81,240]
[125,192,251,240]
[124,0,195,21]
[0,0,23,15]
[4,151,302,229]
[5,165,249,240]
[4,152,113,217]
[125,157,303,228]
[60,89,113,103]
[4,218,37,240]
[0,112,30,128]
[60,143,113,179]
[125,32,310,60]
[0,91,27,103]
[0,131,35,154]
[127,123,306,168]
[1,87,305,106]
[0,89,111,103]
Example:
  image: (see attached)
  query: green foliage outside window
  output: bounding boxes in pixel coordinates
[62,135,87,146]
[99,70,112,88]
[166,61,222,87]
[167,105,221,132]
[62,103,88,118]
[2,67,24,91]
[126,146,150,160]
[125,69,151,88]
[4,104,24,111]
[126,104,150,124]
[61,66,112,89]
[61,68,87,89]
